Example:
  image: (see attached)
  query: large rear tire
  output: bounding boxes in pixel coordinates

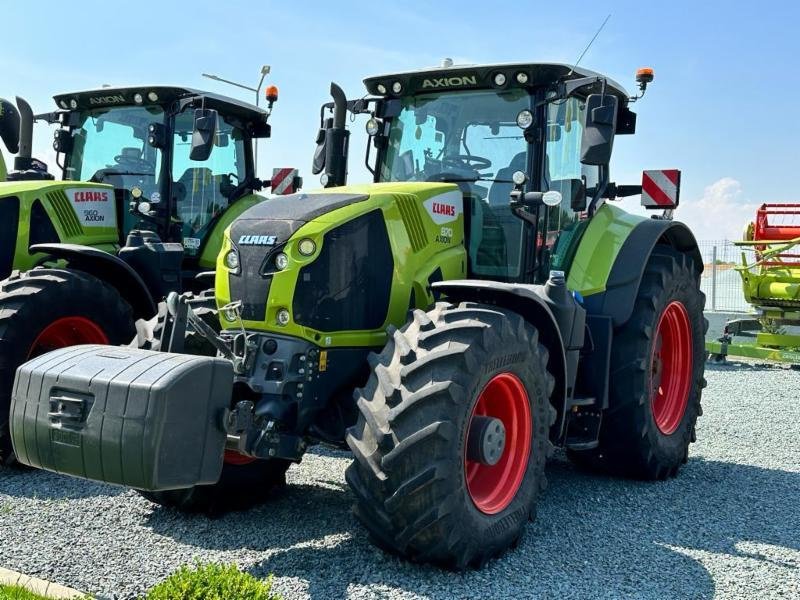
[346,302,555,569]
[0,269,136,466]
[568,246,707,479]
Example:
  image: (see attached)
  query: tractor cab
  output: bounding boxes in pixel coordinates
[34,86,275,258]
[314,62,649,284]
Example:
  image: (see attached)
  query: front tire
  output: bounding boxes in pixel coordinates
[346,302,555,569]
[568,246,707,479]
[0,269,135,466]
[139,457,291,514]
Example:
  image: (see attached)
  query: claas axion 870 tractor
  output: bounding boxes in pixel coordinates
[12,62,707,568]
[0,85,292,464]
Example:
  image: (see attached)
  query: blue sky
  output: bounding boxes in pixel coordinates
[1,0,798,240]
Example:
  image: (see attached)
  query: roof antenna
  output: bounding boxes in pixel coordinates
[568,14,611,76]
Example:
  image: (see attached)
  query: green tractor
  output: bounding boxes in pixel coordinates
[11,62,707,568]
[0,85,289,464]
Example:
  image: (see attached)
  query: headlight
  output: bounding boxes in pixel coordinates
[493,73,507,86]
[225,249,240,271]
[391,81,402,94]
[276,308,290,326]
[516,109,534,129]
[69,99,78,109]
[275,252,289,270]
[516,72,529,84]
[376,83,387,95]
[512,170,527,186]
[133,93,144,104]
[147,91,159,102]
[298,238,316,256]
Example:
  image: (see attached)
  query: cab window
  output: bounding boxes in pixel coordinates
[170,111,246,253]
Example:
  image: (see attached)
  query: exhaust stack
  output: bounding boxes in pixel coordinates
[14,96,34,171]
[323,82,350,188]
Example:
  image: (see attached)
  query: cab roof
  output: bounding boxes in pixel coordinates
[364,62,630,102]
[52,85,267,121]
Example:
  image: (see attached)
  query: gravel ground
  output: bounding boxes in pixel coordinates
[1,359,798,599]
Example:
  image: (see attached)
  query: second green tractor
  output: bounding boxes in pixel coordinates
[11,62,707,569]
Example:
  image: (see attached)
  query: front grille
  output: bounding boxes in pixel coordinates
[45,190,83,237]
[227,218,303,323]
[229,247,273,322]
[293,210,393,332]
[396,193,428,253]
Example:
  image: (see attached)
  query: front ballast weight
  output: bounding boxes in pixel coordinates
[11,344,233,491]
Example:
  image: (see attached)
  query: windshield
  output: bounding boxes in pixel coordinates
[381,89,530,185]
[65,105,164,235]
[381,89,531,281]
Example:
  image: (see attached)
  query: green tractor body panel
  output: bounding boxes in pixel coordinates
[0,180,118,278]
[198,193,266,270]
[566,203,645,297]
[215,182,467,348]
[0,152,6,181]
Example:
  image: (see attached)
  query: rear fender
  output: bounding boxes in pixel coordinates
[581,219,702,326]
[30,243,156,319]
[432,280,569,440]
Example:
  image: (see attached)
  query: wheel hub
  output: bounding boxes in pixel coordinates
[464,372,532,515]
[467,416,506,466]
[650,301,693,435]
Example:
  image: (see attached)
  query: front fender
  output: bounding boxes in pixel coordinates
[30,243,156,319]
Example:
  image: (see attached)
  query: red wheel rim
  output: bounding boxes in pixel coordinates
[223,450,256,466]
[650,301,693,435]
[28,317,109,359]
[465,373,532,515]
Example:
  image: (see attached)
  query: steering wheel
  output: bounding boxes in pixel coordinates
[441,154,492,171]
[113,154,152,172]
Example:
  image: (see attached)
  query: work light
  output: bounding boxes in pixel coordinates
[516,109,534,129]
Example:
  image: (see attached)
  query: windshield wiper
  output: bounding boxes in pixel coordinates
[434,176,514,184]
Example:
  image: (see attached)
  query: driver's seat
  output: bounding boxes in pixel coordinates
[487,152,527,206]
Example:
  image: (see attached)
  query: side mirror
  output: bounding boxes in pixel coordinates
[550,178,587,211]
[580,94,618,166]
[311,118,331,175]
[0,98,21,154]
[190,108,218,161]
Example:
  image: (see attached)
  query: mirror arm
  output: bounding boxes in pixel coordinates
[587,165,609,216]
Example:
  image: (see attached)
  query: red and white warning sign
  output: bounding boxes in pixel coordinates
[271,168,300,195]
[641,169,681,209]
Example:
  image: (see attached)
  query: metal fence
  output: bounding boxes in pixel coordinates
[697,240,755,313]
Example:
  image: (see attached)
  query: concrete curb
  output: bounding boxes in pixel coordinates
[0,567,86,598]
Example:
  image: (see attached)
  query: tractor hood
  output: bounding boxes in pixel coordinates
[218,182,466,339]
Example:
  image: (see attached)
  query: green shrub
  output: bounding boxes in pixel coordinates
[0,584,91,600]
[0,584,51,600]
[144,563,280,600]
